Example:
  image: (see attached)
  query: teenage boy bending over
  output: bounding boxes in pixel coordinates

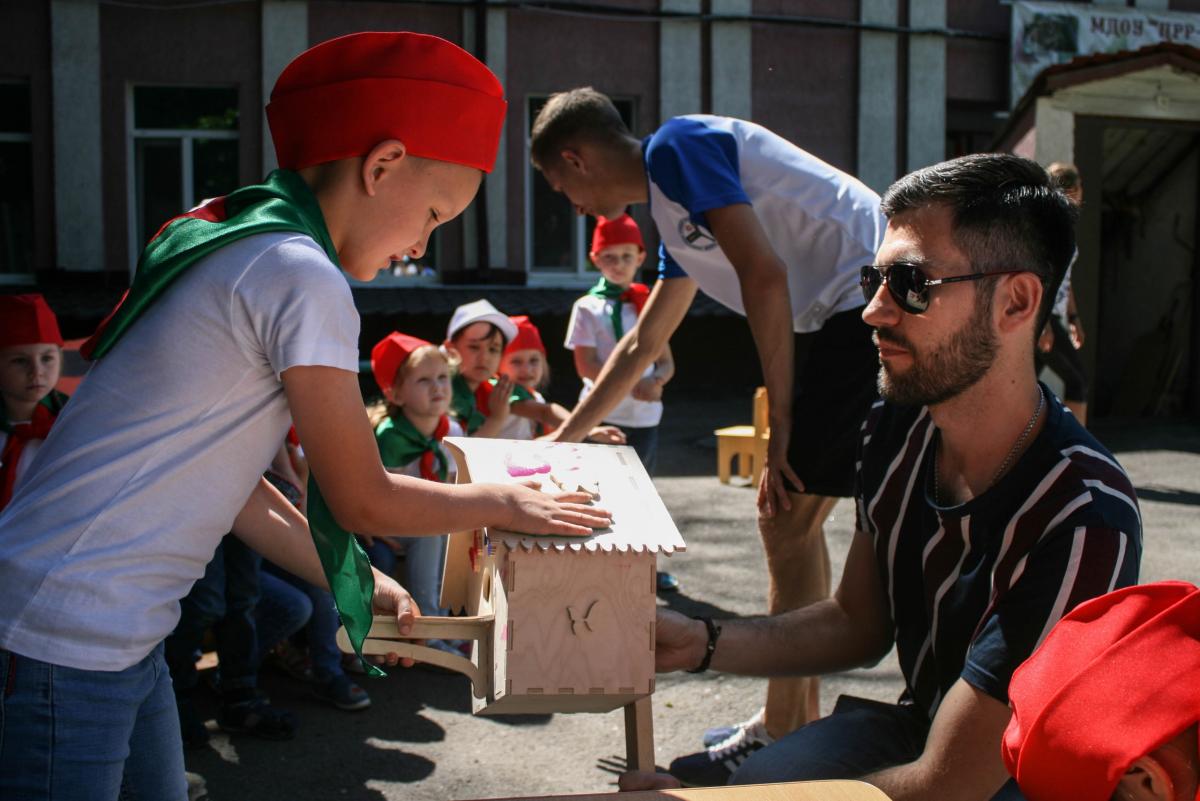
[531,87,885,767]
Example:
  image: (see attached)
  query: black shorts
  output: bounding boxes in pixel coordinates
[785,307,879,497]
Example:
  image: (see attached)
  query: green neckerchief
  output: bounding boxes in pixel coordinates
[375,415,449,482]
[588,277,632,340]
[0,390,69,434]
[451,374,487,434]
[82,169,380,675]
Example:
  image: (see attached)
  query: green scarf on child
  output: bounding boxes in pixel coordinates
[587,277,649,341]
[81,169,382,675]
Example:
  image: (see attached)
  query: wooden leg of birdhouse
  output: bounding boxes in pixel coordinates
[623,696,655,772]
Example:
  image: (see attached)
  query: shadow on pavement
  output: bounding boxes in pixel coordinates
[1135,485,1200,506]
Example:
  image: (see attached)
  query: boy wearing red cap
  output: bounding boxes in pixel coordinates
[566,214,674,474]
[0,33,608,800]
[0,294,67,512]
[1004,581,1200,801]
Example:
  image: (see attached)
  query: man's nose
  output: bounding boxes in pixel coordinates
[862,280,900,328]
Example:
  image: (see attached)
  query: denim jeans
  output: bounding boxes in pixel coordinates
[616,424,659,477]
[255,570,313,654]
[730,695,1025,800]
[363,535,449,618]
[263,561,345,682]
[0,644,187,801]
[164,535,261,693]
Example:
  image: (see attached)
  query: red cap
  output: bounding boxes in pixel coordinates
[371,331,435,394]
[591,214,644,254]
[0,294,64,349]
[267,32,507,172]
[1003,581,1200,801]
[505,315,545,356]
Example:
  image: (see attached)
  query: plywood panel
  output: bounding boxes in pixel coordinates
[504,548,655,702]
[465,780,892,801]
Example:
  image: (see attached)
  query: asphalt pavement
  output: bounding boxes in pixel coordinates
[184,398,1200,801]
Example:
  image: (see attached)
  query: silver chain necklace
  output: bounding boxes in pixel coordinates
[933,386,1045,507]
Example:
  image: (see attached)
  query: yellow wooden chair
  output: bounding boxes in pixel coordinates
[714,387,768,485]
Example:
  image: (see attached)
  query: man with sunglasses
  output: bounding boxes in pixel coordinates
[530,89,886,769]
[624,153,1142,799]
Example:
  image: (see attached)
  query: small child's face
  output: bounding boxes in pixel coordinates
[391,353,451,419]
[0,344,62,410]
[451,323,505,387]
[501,349,544,389]
[590,243,644,287]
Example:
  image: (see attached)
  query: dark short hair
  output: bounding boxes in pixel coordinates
[881,153,1078,331]
[529,87,632,169]
[450,321,509,349]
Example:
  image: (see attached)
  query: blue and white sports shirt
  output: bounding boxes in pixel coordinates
[645,115,885,333]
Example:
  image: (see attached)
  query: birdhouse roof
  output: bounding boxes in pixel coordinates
[443,437,686,554]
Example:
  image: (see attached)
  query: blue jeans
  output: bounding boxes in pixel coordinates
[263,562,345,683]
[164,536,261,693]
[255,570,313,655]
[730,695,1025,800]
[616,424,659,477]
[363,535,449,617]
[0,644,187,801]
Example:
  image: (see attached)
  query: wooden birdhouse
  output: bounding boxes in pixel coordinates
[343,438,686,770]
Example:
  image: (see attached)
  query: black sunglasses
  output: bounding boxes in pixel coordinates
[859,262,1026,314]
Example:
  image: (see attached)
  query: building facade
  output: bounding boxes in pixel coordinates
[2,0,1025,288]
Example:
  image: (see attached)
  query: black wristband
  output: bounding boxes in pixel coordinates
[686,616,722,674]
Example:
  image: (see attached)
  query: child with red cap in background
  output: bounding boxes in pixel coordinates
[0,32,608,800]
[366,331,464,656]
[493,315,624,443]
[1003,581,1200,801]
[445,302,622,443]
[566,214,673,471]
[0,294,67,513]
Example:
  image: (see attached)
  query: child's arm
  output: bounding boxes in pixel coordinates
[572,346,605,382]
[632,342,675,402]
[232,475,420,661]
[510,398,566,428]
[282,366,610,536]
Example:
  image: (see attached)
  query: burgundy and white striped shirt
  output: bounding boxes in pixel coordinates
[854,387,1141,720]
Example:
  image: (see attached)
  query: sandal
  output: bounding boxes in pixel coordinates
[313,674,371,711]
[217,690,297,740]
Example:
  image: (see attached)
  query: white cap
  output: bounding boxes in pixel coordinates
[446,299,518,343]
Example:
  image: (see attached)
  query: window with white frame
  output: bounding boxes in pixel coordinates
[0,82,34,277]
[128,86,239,272]
[525,95,635,277]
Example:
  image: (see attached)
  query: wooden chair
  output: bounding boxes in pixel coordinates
[468,779,891,801]
[714,387,769,485]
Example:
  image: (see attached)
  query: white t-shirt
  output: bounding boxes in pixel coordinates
[564,295,663,428]
[0,233,360,671]
[647,115,885,333]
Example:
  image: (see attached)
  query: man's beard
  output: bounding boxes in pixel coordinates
[875,298,997,407]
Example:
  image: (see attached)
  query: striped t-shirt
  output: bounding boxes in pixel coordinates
[855,387,1141,721]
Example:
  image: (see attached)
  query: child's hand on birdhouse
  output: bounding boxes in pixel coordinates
[585,425,626,445]
[497,483,611,537]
